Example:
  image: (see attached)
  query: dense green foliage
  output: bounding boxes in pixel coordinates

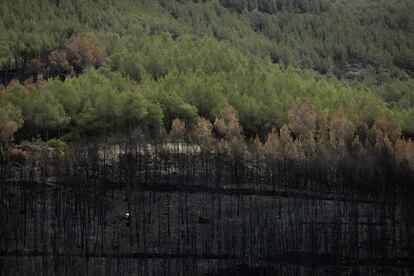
[1,0,413,77]
[0,0,413,143]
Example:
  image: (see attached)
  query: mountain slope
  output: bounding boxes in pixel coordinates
[0,0,413,140]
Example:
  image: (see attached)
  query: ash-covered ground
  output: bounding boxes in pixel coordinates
[1,179,413,275]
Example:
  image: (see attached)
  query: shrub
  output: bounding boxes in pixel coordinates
[47,138,67,151]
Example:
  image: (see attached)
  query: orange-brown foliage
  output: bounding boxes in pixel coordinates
[7,148,28,163]
[371,117,400,142]
[214,107,242,139]
[288,101,317,138]
[48,33,105,76]
[191,118,213,145]
[330,107,354,145]
[64,33,105,72]
[264,127,280,157]
[49,49,74,76]
[395,138,414,171]
[0,119,18,144]
[169,118,186,140]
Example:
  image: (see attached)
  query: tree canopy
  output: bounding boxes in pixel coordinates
[0,0,413,144]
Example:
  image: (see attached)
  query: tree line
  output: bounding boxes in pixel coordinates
[2,101,414,194]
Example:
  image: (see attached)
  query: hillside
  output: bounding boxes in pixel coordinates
[0,0,413,140]
[2,2,414,275]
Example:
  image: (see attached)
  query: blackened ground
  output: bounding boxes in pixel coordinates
[1,179,413,275]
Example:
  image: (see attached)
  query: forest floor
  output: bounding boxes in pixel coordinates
[1,177,413,275]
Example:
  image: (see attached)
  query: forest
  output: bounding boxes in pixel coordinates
[1,0,414,143]
[1,0,414,275]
